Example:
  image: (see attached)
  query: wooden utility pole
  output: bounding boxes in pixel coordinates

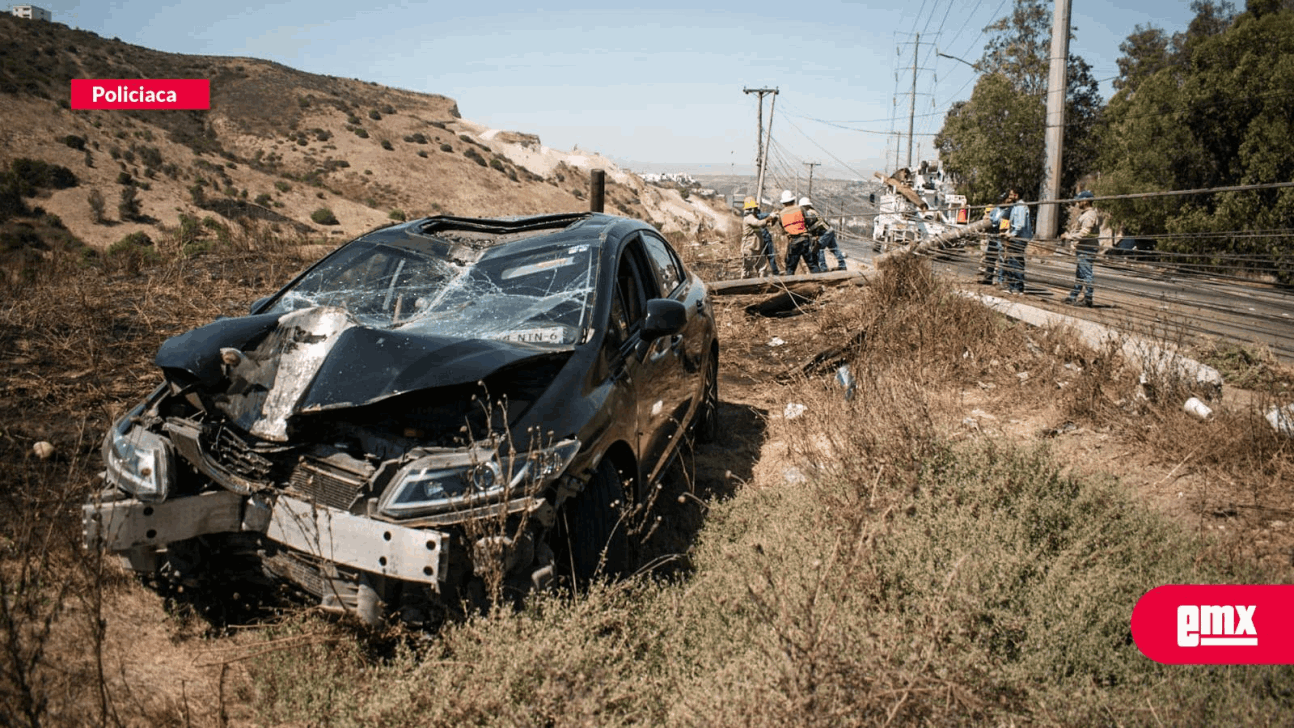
[1037,0,1072,241]
[803,162,820,197]
[744,87,779,207]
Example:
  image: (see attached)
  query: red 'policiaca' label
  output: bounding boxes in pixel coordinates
[71,79,209,110]
[1131,585,1294,664]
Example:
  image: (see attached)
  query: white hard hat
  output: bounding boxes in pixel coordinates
[780,190,795,204]
[799,197,813,207]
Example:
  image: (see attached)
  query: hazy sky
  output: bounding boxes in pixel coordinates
[51,0,1199,177]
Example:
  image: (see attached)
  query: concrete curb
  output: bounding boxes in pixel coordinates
[961,291,1224,392]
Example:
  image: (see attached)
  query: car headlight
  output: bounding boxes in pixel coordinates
[380,439,579,517]
[102,411,174,502]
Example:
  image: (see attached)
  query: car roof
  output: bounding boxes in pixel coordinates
[359,212,649,255]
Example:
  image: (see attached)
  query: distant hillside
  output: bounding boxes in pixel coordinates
[0,13,732,254]
[693,174,884,235]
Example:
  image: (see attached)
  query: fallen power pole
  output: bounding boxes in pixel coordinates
[873,216,993,267]
[708,269,871,296]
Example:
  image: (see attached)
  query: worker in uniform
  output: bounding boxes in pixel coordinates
[772,191,816,274]
[802,197,846,272]
[1001,188,1032,294]
[740,196,781,277]
[1061,190,1100,307]
[980,192,1008,285]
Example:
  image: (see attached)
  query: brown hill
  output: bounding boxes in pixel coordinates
[0,13,732,254]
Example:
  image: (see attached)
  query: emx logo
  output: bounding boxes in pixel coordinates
[1177,605,1256,647]
[1132,585,1294,664]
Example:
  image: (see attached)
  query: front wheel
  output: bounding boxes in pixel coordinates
[565,458,629,581]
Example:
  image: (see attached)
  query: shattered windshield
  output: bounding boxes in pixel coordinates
[266,239,598,346]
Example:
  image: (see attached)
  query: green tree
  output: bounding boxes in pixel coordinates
[977,0,1052,95]
[934,0,1102,204]
[1096,2,1294,280]
[935,74,1044,204]
[1113,24,1172,94]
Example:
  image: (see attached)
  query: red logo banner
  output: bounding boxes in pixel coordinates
[71,79,210,110]
[1132,585,1294,664]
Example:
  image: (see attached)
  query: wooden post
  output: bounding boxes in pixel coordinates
[590,168,605,212]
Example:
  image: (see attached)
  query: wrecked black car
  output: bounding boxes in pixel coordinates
[83,212,719,624]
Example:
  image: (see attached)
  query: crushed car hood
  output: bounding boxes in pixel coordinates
[156,306,568,442]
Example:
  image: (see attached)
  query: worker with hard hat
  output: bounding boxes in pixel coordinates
[741,196,781,277]
[772,190,816,274]
[1061,190,1100,307]
[802,196,846,272]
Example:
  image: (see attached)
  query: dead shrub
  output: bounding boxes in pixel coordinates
[1052,315,1294,536]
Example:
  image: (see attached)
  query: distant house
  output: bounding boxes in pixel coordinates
[641,172,697,186]
[10,4,51,21]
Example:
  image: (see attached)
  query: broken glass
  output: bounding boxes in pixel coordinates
[266,240,599,346]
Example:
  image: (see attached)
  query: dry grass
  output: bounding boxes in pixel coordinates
[3,243,1294,726]
[231,255,1293,726]
[0,229,324,727]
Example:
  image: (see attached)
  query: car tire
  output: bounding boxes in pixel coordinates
[567,458,628,581]
[695,350,720,444]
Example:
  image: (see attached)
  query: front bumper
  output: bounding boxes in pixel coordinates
[83,490,450,587]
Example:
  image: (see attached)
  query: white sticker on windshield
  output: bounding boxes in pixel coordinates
[489,327,567,344]
[501,257,574,280]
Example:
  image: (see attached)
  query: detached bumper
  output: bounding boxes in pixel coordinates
[83,491,449,586]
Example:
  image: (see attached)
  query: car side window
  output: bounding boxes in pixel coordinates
[615,247,648,336]
[640,234,683,296]
[607,279,630,349]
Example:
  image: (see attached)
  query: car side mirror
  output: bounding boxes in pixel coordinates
[249,295,271,314]
[641,298,687,341]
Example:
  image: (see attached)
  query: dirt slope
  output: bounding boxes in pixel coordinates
[0,14,732,251]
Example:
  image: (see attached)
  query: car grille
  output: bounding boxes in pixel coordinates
[288,456,370,511]
[207,426,275,481]
[263,551,328,597]
[199,424,297,486]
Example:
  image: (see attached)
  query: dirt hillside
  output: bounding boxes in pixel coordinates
[0,13,732,253]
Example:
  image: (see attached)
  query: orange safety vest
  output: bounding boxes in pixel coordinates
[779,206,807,236]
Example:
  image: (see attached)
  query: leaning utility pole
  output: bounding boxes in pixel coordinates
[1036,0,1072,241]
[803,162,819,197]
[744,87,779,207]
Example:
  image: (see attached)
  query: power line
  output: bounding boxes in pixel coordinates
[776,111,877,180]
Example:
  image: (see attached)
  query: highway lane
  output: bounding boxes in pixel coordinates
[834,232,1294,365]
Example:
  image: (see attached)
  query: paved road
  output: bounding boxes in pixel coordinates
[835,232,1294,365]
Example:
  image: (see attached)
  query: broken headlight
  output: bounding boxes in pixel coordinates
[103,410,175,502]
[380,439,579,517]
